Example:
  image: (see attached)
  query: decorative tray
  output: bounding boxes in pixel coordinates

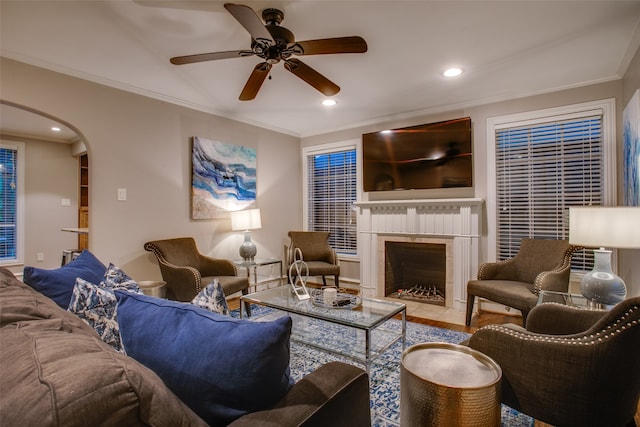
[310,289,361,309]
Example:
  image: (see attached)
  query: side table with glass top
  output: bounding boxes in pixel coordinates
[233,258,283,292]
[537,290,611,311]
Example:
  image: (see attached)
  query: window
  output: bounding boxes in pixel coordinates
[303,141,358,255]
[0,142,24,265]
[487,99,616,267]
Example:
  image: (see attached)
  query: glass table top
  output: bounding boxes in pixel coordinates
[241,286,405,330]
[537,290,610,310]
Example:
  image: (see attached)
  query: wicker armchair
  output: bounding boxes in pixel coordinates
[144,237,250,313]
[285,231,340,287]
[465,238,577,326]
[468,297,640,426]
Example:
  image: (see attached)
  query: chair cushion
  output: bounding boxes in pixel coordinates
[467,279,539,313]
[115,291,294,426]
[23,250,107,309]
[293,261,340,276]
[204,275,248,296]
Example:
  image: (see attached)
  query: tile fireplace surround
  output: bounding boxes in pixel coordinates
[355,198,483,312]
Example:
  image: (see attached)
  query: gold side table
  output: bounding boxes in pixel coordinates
[401,342,502,427]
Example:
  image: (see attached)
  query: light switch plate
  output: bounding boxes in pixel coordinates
[61,198,71,207]
[117,188,127,201]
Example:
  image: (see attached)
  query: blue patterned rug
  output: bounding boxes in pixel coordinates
[232,305,534,427]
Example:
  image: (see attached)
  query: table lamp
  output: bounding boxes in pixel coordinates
[569,206,640,307]
[231,208,262,262]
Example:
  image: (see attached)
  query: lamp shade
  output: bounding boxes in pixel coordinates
[569,207,640,249]
[569,206,640,306]
[230,208,262,231]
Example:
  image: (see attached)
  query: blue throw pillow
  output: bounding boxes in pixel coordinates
[115,291,293,426]
[23,250,107,309]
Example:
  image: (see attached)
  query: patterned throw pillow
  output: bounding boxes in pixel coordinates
[68,278,123,351]
[191,279,229,315]
[67,264,143,351]
[100,263,141,293]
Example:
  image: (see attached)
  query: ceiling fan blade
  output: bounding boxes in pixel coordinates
[224,3,274,44]
[284,59,340,96]
[170,50,253,65]
[293,36,367,56]
[239,62,272,101]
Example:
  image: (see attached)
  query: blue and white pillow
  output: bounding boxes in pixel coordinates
[100,263,141,293]
[67,264,143,351]
[191,279,229,315]
[68,278,123,351]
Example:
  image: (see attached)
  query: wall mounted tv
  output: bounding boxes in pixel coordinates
[362,117,472,192]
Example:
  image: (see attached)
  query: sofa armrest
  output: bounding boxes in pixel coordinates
[525,302,608,334]
[228,361,371,427]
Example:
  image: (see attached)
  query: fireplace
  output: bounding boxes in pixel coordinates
[385,242,447,306]
[355,198,483,310]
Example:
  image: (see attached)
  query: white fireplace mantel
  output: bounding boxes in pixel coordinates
[355,198,483,311]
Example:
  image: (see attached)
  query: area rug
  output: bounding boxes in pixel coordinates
[232,305,534,427]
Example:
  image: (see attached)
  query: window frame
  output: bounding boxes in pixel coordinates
[302,139,361,259]
[0,140,25,266]
[486,98,617,262]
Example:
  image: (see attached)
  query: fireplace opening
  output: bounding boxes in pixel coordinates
[385,242,446,306]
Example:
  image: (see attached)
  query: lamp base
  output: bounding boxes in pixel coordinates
[239,230,257,262]
[580,249,626,306]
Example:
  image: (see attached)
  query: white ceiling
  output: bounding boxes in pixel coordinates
[1,0,640,139]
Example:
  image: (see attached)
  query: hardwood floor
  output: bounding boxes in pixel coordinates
[229,294,640,425]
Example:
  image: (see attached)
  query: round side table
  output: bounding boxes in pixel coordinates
[138,280,167,298]
[400,342,501,427]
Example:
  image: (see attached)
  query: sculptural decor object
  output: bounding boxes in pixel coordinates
[288,248,310,300]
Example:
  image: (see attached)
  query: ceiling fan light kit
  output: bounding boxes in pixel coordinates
[170,3,368,101]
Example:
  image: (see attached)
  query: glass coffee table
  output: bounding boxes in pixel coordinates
[241,286,406,372]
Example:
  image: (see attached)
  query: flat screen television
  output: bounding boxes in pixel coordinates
[362,117,472,192]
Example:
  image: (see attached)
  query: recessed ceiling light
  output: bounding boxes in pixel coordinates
[443,68,463,77]
[322,99,336,106]
[51,126,61,132]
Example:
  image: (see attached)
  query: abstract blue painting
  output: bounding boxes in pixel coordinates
[623,90,639,206]
[192,137,257,219]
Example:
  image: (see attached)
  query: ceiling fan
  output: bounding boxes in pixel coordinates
[170,3,368,101]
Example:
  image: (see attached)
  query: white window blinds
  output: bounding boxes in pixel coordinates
[495,115,603,267]
[0,146,18,261]
[306,149,357,255]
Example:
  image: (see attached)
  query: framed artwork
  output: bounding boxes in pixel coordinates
[191,137,257,219]
[623,89,640,206]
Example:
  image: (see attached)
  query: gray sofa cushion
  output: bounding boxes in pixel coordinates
[0,270,207,426]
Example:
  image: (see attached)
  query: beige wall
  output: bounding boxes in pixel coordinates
[1,57,302,282]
